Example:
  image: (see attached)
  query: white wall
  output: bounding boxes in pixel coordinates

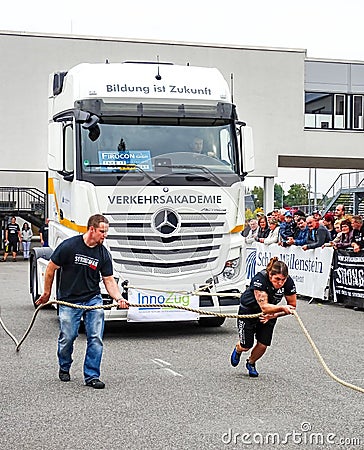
[1,31,364,189]
[0,31,305,182]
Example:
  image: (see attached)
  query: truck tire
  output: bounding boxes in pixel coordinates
[198,317,226,327]
[30,255,39,307]
[29,247,53,308]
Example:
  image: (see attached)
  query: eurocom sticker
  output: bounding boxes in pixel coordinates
[127,288,199,322]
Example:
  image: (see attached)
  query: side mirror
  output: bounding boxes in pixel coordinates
[48,122,63,171]
[48,121,74,181]
[238,124,255,176]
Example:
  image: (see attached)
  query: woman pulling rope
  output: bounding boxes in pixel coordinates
[230,257,296,377]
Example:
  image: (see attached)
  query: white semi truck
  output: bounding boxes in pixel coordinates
[30,61,254,326]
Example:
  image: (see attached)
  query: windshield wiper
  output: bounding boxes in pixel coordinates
[83,162,225,186]
[134,165,161,185]
[160,164,227,186]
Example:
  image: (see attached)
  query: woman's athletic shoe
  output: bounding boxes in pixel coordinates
[246,360,259,377]
[230,348,241,367]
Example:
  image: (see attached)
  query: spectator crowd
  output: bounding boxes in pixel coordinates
[243,204,364,253]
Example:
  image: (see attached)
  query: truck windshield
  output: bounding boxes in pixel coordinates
[80,120,238,177]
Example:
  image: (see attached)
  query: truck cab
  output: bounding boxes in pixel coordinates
[31,61,254,325]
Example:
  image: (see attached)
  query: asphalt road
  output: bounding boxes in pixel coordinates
[0,260,363,450]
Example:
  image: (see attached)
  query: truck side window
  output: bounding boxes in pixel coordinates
[220,128,233,166]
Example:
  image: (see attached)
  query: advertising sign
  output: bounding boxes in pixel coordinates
[246,243,333,299]
[127,288,199,322]
[332,249,364,308]
[98,150,152,171]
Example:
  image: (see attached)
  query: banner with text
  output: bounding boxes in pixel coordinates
[332,249,364,308]
[246,243,333,299]
[127,288,199,322]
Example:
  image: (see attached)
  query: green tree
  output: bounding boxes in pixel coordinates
[285,183,309,207]
[251,186,263,209]
[245,208,254,221]
[274,183,285,208]
[245,208,264,220]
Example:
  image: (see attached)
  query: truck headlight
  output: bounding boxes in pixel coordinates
[222,257,240,280]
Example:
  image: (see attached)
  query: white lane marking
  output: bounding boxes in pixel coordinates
[151,358,183,377]
[164,367,183,377]
[153,358,171,366]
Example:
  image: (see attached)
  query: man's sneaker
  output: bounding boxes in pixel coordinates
[59,369,70,382]
[86,378,105,389]
[246,359,259,377]
[230,348,241,367]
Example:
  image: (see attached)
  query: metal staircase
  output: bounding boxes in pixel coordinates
[318,171,364,215]
[0,187,46,228]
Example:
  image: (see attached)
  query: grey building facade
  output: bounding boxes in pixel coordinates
[0,30,364,213]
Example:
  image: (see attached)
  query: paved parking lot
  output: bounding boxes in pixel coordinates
[0,260,363,449]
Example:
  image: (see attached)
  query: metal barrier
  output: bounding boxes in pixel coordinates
[0,187,46,226]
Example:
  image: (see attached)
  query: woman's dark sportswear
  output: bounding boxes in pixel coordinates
[238,270,296,314]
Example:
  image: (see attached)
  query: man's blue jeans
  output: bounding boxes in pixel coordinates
[57,294,105,382]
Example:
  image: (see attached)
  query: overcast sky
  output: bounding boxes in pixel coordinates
[1,0,363,193]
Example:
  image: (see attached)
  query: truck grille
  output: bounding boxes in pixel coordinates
[104,212,227,276]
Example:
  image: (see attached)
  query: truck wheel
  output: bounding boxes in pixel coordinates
[198,317,226,327]
[30,256,39,308]
[29,247,53,309]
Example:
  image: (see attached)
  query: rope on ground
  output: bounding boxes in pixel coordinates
[292,311,364,394]
[0,309,20,348]
[0,302,363,394]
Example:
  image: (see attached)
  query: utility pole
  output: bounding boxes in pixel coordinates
[280,181,285,208]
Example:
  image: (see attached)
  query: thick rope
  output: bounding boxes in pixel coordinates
[292,311,364,394]
[0,302,363,394]
[0,310,20,348]
[7,301,262,352]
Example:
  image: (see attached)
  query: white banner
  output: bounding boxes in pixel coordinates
[127,288,199,322]
[246,243,333,299]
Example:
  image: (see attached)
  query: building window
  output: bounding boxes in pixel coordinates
[353,95,363,130]
[305,92,364,131]
[305,93,333,129]
[334,94,345,129]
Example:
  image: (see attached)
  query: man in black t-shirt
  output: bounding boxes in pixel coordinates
[36,214,128,389]
[1,216,21,262]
